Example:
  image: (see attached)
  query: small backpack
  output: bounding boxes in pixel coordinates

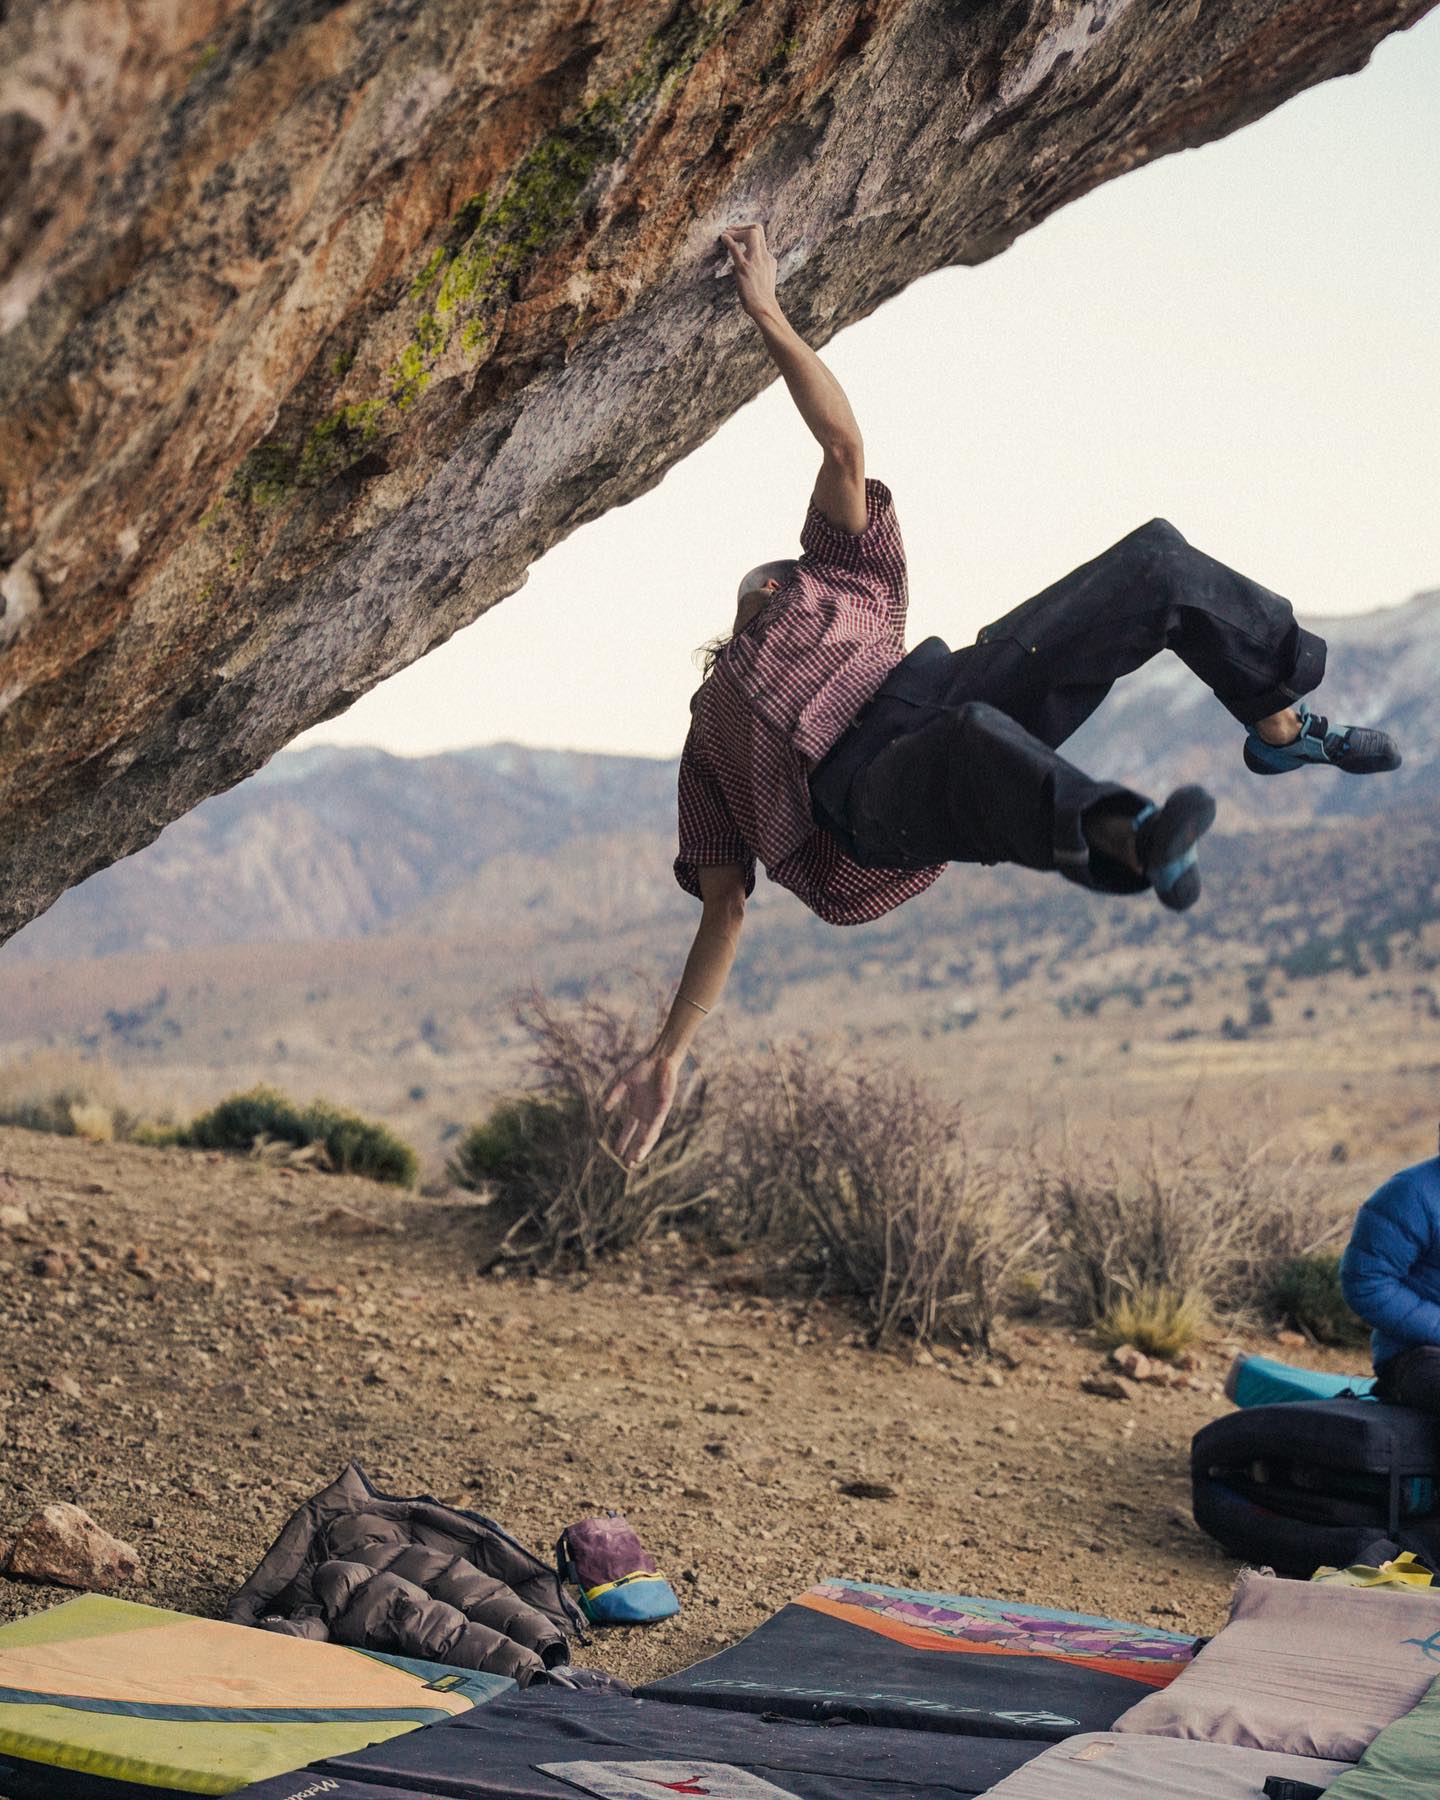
[557,1513,680,1625]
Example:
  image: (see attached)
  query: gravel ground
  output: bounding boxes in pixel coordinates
[0,1126,1365,1688]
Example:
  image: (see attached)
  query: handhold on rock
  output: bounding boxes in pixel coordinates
[2,1502,145,1589]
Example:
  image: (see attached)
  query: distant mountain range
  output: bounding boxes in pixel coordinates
[4,590,1434,964]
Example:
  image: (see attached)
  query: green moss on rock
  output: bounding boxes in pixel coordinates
[224,2,743,517]
[296,398,384,483]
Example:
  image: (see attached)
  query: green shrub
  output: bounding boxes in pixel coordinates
[181,1086,418,1187]
[182,1086,310,1151]
[130,1121,187,1149]
[1269,1251,1369,1345]
[1097,1283,1208,1360]
[450,1095,584,1192]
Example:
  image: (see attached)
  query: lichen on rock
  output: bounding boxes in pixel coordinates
[0,0,1433,943]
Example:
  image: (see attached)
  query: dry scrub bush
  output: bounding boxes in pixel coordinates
[1096,1283,1209,1359]
[0,1052,147,1141]
[1028,1125,1344,1345]
[454,995,715,1271]
[720,1048,1036,1349]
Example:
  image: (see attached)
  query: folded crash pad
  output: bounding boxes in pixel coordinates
[976,1730,1351,1797]
[1193,1398,1440,1576]
[233,1685,1045,1799]
[1225,1352,1376,1409]
[0,1594,510,1798]
[1113,1568,1440,1763]
[637,1579,1195,1742]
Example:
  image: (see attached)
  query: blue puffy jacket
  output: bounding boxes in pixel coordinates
[1340,1157,1440,1369]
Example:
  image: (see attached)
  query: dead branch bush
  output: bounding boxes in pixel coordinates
[1027,1125,1345,1329]
[719,1048,1036,1348]
[453,994,716,1271]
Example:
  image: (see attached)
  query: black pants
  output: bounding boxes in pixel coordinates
[809,518,1327,892]
[1375,1346,1440,1415]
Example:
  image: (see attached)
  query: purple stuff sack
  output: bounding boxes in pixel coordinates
[557,1513,680,1626]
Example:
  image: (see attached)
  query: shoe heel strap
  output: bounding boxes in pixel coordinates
[1151,846,1198,895]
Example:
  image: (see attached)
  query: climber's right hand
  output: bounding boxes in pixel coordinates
[721,223,780,322]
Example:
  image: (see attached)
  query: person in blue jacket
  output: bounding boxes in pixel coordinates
[1341,1143,1440,1408]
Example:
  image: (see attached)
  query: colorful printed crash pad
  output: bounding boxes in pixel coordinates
[0,1594,510,1797]
[234,1686,1045,1799]
[637,1579,1195,1741]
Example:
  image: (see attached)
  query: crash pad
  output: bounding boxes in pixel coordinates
[1192,1399,1440,1576]
[637,1579,1195,1741]
[0,1594,509,1798]
[977,1731,1351,1796]
[233,1685,1044,1798]
[1316,1668,1440,1800]
[1114,1569,1440,1763]
[1226,1353,1376,1409]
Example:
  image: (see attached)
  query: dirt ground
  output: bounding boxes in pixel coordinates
[0,1126,1368,1688]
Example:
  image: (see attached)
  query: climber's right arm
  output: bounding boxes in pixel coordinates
[722,224,867,535]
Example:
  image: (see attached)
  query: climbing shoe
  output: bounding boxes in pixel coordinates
[1244,700,1401,776]
[1133,785,1216,913]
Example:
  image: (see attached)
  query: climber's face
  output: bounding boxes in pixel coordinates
[734,558,797,633]
[734,579,778,633]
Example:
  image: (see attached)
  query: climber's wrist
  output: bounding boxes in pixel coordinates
[748,297,792,333]
[748,299,792,343]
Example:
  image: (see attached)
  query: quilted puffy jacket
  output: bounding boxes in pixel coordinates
[1341,1156,1440,1369]
[226,1464,580,1683]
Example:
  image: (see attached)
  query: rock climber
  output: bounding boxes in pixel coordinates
[1342,1132,1440,1412]
[603,222,1401,1168]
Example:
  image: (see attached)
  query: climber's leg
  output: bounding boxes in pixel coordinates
[958,517,1328,750]
[825,697,1205,897]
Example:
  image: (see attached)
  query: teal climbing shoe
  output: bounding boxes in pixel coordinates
[1244,701,1401,776]
[1133,786,1216,913]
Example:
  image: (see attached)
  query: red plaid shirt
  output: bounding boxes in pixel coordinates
[675,478,945,926]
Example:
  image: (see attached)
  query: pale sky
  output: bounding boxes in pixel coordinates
[299,11,1440,763]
